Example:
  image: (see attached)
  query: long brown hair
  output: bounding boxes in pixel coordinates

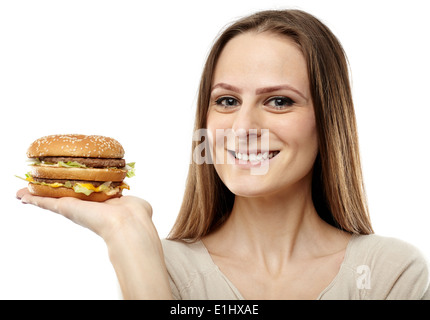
[168,9,373,241]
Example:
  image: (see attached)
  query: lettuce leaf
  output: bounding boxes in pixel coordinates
[73,183,94,196]
[14,173,32,182]
[58,161,87,168]
[96,181,112,193]
[27,159,86,167]
[126,162,136,178]
[26,158,41,165]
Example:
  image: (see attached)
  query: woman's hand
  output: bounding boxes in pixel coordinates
[16,188,152,242]
[16,188,173,299]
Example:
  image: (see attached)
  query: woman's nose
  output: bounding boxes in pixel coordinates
[231,103,261,138]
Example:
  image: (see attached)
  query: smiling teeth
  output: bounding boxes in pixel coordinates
[235,151,279,161]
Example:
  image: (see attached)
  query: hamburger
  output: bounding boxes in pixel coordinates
[19,134,135,202]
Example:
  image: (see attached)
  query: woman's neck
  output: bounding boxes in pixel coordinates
[204,182,349,264]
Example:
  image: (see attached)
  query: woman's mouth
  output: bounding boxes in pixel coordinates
[227,150,280,162]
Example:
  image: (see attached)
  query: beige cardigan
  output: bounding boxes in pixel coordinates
[162,234,430,299]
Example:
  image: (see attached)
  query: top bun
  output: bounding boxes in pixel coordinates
[27,134,125,159]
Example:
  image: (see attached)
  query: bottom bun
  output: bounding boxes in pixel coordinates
[28,183,122,202]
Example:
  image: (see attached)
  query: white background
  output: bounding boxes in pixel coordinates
[1,0,429,299]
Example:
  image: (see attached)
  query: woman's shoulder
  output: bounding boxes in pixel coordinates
[161,238,201,255]
[161,238,218,279]
[349,233,426,260]
[339,234,430,299]
[348,234,429,273]
[161,238,212,267]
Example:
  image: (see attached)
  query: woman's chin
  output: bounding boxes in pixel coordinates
[223,179,276,198]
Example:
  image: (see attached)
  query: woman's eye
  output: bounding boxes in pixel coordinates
[215,97,239,108]
[266,96,295,109]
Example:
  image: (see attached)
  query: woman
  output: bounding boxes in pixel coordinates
[17,9,429,299]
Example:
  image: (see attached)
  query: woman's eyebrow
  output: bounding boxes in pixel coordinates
[211,83,243,93]
[255,85,307,100]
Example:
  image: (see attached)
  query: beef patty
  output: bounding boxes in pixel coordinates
[39,156,126,168]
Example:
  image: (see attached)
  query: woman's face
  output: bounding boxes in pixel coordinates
[206,32,318,198]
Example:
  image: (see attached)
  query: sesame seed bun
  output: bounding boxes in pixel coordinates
[27,134,125,159]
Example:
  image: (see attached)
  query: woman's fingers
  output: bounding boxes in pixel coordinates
[17,188,111,235]
[16,188,29,200]
[16,188,154,239]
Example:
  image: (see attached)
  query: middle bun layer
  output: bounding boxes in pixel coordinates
[30,166,127,182]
